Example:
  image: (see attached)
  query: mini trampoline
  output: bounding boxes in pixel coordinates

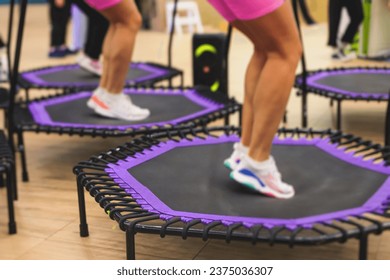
[295,67,390,130]
[74,126,390,260]
[11,0,184,94]
[13,86,240,181]
[18,62,183,92]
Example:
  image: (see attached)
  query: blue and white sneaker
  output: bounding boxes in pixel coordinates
[224,142,247,170]
[230,155,295,199]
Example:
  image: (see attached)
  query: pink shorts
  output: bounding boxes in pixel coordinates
[84,0,122,11]
[208,0,285,22]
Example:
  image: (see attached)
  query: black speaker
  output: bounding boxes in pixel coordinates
[192,33,228,95]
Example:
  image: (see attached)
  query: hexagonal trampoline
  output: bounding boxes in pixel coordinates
[28,88,228,130]
[296,67,390,100]
[18,62,183,91]
[14,87,240,181]
[294,67,390,130]
[74,127,390,260]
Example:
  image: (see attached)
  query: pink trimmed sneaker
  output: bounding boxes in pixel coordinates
[77,54,103,76]
[87,91,150,121]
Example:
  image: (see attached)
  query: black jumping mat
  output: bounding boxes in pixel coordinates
[18,62,183,90]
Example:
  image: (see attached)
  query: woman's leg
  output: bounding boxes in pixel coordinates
[223,38,265,170]
[241,51,265,147]
[87,0,149,121]
[236,1,302,162]
[99,0,142,93]
[98,24,115,89]
[229,1,301,199]
[229,22,266,148]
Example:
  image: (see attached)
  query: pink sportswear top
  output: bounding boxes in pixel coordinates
[208,0,285,22]
[84,0,122,11]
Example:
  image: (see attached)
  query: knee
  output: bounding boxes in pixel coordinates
[280,40,302,69]
[291,40,303,65]
[128,11,142,31]
[111,10,142,32]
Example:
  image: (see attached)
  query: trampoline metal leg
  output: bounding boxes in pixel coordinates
[12,161,18,201]
[180,73,184,87]
[359,235,368,260]
[239,107,243,127]
[126,228,136,260]
[301,91,308,128]
[283,110,288,124]
[3,109,8,129]
[16,130,29,182]
[6,167,16,234]
[224,114,230,126]
[336,100,342,130]
[77,179,89,237]
[24,88,30,103]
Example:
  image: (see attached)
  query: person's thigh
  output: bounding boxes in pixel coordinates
[99,0,140,25]
[236,1,300,55]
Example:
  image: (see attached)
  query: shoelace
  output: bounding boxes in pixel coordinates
[271,169,282,181]
[268,157,282,181]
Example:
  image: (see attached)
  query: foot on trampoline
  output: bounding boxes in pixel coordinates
[87,90,150,121]
[224,142,248,170]
[230,155,295,199]
[77,54,102,76]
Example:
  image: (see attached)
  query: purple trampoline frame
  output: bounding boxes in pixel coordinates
[28,88,224,131]
[297,68,390,100]
[307,68,390,99]
[104,134,390,230]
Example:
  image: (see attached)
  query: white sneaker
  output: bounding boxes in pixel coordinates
[87,91,150,121]
[77,53,103,76]
[230,155,295,199]
[224,142,247,170]
[87,88,104,111]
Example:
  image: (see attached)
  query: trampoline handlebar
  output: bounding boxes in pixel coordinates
[167,0,179,80]
[385,91,390,147]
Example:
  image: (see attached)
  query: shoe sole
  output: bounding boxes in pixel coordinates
[224,160,233,170]
[230,170,294,199]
